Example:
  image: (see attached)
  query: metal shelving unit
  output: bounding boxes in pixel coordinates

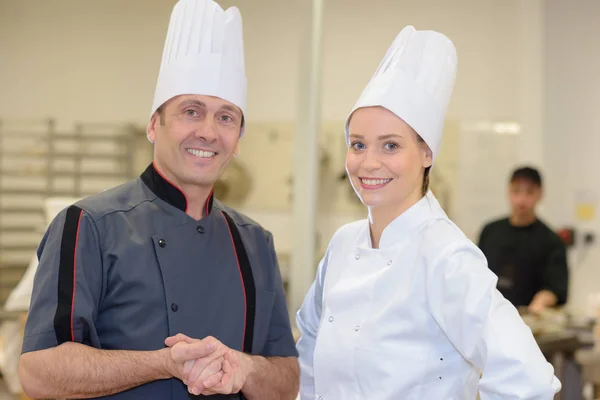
[0,118,141,304]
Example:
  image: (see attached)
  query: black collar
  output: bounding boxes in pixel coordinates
[141,162,214,216]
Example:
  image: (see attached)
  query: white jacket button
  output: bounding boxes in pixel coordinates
[355,254,360,260]
[355,325,360,331]
[329,316,334,322]
[387,260,392,265]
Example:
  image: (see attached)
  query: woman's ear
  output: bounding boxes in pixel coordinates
[422,145,433,169]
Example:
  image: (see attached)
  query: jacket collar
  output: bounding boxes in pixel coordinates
[363,190,438,250]
[140,162,214,216]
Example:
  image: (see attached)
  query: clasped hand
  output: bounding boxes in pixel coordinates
[165,333,248,396]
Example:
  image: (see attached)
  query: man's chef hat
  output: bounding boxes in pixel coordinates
[344,25,457,161]
[150,0,247,135]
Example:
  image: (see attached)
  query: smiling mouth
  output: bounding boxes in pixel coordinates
[187,148,217,158]
[360,178,392,186]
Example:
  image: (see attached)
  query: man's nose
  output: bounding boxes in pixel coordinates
[195,119,218,141]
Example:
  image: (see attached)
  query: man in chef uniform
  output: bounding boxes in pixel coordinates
[18,1,299,399]
[296,26,560,399]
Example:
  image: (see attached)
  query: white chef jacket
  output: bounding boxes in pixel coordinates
[296,191,561,400]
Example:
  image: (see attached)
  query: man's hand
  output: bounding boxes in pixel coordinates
[528,290,558,316]
[165,334,250,396]
[527,301,546,316]
[200,349,251,396]
[163,334,226,395]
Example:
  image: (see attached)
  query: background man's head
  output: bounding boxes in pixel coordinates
[508,166,543,222]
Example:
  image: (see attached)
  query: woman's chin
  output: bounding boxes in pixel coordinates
[356,194,382,208]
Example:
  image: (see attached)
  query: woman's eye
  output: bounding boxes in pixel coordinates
[384,142,398,150]
[351,142,365,150]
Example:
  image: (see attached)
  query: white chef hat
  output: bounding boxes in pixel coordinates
[344,25,457,161]
[150,0,247,135]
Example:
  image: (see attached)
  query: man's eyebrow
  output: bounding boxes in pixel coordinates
[221,104,242,117]
[179,99,206,108]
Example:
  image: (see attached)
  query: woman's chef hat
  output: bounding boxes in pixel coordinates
[150,0,247,135]
[344,25,457,161]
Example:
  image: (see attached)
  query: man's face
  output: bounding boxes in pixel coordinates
[508,178,542,218]
[146,94,243,191]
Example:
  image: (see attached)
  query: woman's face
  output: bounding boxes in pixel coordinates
[345,106,432,213]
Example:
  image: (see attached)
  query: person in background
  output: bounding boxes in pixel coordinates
[296,25,560,399]
[17,1,299,399]
[478,166,569,315]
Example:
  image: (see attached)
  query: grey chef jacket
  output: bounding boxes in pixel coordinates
[22,163,298,399]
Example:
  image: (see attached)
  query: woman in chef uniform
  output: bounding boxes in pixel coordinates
[296,26,561,400]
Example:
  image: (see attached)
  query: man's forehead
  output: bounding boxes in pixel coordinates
[171,95,242,115]
[510,178,540,189]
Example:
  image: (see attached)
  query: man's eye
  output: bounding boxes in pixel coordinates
[220,115,234,122]
[185,109,198,117]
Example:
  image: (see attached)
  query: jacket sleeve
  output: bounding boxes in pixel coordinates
[541,240,569,305]
[261,232,298,358]
[426,241,561,399]
[295,245,331,400]
[22,205,104,353]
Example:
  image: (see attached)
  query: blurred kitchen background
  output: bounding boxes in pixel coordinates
[1,0,600,398]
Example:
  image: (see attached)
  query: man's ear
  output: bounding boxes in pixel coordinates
[146,112,160,144]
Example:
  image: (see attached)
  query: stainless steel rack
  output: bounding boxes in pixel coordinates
[0,118,140,304]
